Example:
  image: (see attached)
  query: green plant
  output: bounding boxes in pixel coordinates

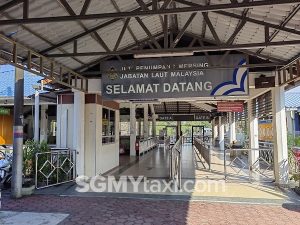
[23,140,50,180]
[287,134,300,187]
[23,139,39,178]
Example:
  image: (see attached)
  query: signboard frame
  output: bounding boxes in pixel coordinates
[101,55,249,100]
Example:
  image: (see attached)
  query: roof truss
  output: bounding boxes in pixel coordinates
[0,0,299,74]
[0,0,299,25]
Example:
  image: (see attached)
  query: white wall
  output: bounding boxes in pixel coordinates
[84,103,120,176]
[98,109,120,174]
[57,95,120,177]
[84,104,99,177]
[56,103,74,148]
[100,143,119,174]
[88,79,101,94]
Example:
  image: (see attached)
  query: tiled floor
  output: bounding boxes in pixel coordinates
[107,144,195,179]
[33,143,300,204]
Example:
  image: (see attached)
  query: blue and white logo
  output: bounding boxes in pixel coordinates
[211,59,248,96]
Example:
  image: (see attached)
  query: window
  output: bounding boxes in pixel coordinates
[102,108,116,144]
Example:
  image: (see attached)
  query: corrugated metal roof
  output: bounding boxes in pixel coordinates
[0,0,299,71]
[285,92,300,108]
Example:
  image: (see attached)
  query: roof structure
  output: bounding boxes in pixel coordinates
[0,0,299,90]
[285,92,300,108]
[154,101,215,114]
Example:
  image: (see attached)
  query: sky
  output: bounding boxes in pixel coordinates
[0,64,43,97]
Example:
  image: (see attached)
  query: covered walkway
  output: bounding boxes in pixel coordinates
[32,141,300,205]
[0,0,299,204]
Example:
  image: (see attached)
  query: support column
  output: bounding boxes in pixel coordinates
[34,90,39,142]
[138,118,142,138]
[130,102,137,156]
[213,117,218,146]
[272,86,289,186]
[225,114,230,133]
[40,105,48,143]
[219,116,225,151]
[247,100,259,163]
[152,118,156,137]
[11,68,24,199]
[177,121,181,140]
[229,112,236,145]
[248,101,259,166]
[149,104,156,137]
[73,90,85,176]
[143,104,149,139]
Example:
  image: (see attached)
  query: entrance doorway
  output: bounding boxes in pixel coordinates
[166,125,178,144]
[192,126,205,142]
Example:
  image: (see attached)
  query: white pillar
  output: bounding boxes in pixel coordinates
[56,101,62,147]
[143,104,149,139]
[152,118,156,137]
[149,104,156,137]
[225,114,230,133]
[213,118,218,146]
[73,90,85,176]
[138,118,142,137]
[115,110,120,166]
[272,86,289,186]
[286,111,294,136]
[40,105,48,143]
[130,102,136,156]
[219,116,225,151]
[229,112,236,145]
[34,90,39,142]
[248,101,259,166]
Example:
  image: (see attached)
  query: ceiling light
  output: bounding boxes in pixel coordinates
[134,51,194,58]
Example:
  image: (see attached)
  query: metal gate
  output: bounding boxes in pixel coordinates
[224,148,274,182]
[35,149,76,189]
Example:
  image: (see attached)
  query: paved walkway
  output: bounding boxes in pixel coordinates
[0,211,68,225]
[1,194,300,225]
[1,144,300,224]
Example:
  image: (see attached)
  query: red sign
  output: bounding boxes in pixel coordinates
[217,101,244,112]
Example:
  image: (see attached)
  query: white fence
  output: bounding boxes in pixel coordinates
[138,137,159,156]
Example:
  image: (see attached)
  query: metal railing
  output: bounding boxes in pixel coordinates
[138,137,158,155]
[194,138,211,170]
[0,33,88,92]
[224,148,274,182]
[197,135,212,143]
[169,137,182,189]
[35,149,76,189]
